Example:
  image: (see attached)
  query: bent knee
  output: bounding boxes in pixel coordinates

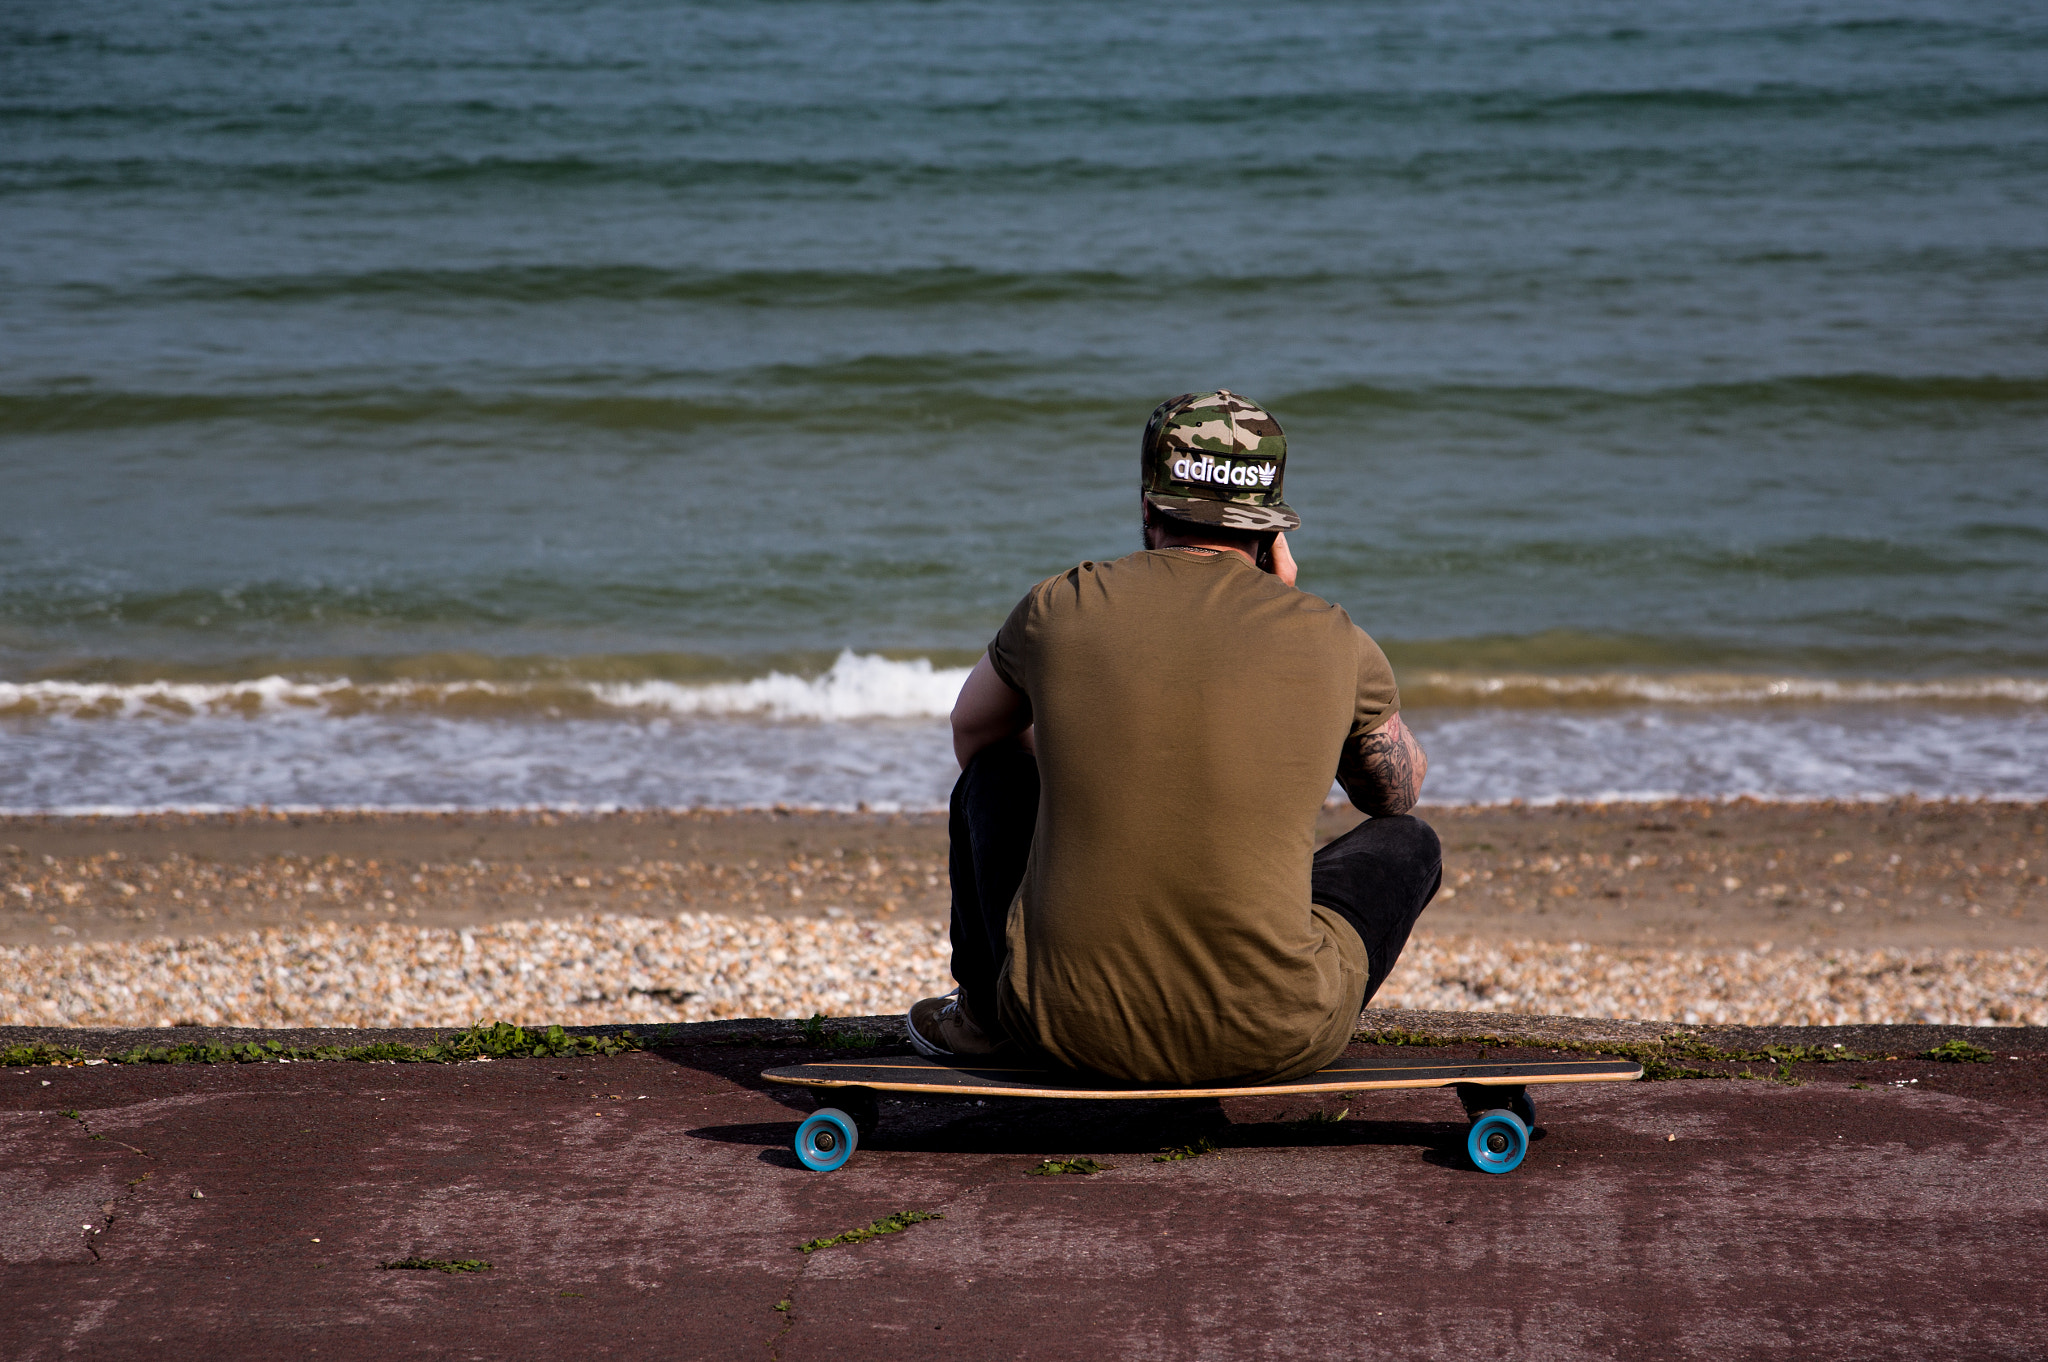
[1366,813,1440,865]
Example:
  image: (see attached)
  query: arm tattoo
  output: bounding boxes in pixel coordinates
[1345,714,1426,817]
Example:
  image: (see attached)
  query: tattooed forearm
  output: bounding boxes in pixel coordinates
[1344,713,1428,817]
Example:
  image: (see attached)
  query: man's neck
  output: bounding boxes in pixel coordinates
[1157,537,1255,566]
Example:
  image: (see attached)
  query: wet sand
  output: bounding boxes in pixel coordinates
[3,799,2040,951]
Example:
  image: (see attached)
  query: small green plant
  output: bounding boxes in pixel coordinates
[1305,1107,1349,1124]
[1754,1043,1867,1065]
[3,1042,84,1067]
[798,1014,879,1050]
[1925,1039,1993,1064]
[1028,1157,1111,1176]
[797,1209,943,1253]
[1638,1057,1729,1082]
[380,1257,492,1273]
[1155,1137,1219,1163]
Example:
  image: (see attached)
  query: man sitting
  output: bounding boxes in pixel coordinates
[909,390,1439,1085]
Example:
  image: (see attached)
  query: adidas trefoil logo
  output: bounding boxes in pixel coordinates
[1254,463,1277,487]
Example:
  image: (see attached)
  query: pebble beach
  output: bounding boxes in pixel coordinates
[3,911,2043,1032]
[3,801,2042,1032]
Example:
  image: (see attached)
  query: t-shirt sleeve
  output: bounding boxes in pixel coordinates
[1334,626,1401,803]
[984,580,1043,699]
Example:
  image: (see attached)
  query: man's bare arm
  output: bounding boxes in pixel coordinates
[1340,712,1428,817]
[951,654,1032,768]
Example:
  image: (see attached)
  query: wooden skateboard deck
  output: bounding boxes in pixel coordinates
[766,1054,1641,1174]
[763,1054,1642,1101]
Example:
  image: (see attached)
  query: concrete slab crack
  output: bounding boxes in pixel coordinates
[58,1106,154,1160]
[53,1107,155,1265]
[766,1258,809,1362]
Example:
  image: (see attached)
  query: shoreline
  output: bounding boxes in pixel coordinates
[8,790,2048,819]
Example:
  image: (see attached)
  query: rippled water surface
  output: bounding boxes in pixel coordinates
[4,1,2045,806]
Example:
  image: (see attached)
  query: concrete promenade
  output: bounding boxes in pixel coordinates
[4,1014,2045,1360]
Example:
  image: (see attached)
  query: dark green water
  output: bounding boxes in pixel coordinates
[3,1,2045,807]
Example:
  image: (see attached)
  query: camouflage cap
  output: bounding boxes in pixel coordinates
[1140,390,1299,532]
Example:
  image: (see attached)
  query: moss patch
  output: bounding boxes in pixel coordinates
[1355,1027,1886,1080]
[1925,1039,1994,1063]
[3,1021,639,1069]
[797,1209,944,1254]
[798,1014,880,1051]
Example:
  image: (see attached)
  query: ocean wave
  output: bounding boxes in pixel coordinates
[7,370,2044,438]
[1405,672,2048,707]
[0,651,973,722]
[7,656,2048,724]
[32,256,2048,322]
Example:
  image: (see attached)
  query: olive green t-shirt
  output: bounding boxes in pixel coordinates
[985,548,1401,1086]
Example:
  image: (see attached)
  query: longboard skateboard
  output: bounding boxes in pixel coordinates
[762,1054,1642,1175]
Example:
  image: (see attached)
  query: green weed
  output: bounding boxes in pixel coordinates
[1924,1039,1994,1064]
[3,1042,85,1066]
[798,1014,879,1050]
[796,1210,944,1254]
[1028,1157,1112,1176]
[1,1021,640,1069]
[1353,1027,1882,1081]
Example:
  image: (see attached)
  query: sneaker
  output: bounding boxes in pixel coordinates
[906,989,1013,1060]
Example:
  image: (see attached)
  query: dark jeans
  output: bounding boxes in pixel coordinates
[947,739,1442,1033]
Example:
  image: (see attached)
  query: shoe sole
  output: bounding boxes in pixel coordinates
[905,1004,956,1061]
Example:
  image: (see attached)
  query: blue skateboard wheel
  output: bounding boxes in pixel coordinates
[794,1108,859,1172]
[1467,1109,1529,1175]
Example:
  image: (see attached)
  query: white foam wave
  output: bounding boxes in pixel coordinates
[1411,671,2048,705]
[0,673,356,719]
[7,660,2045,725]
[590,652,970,720]
[0,651,972,723]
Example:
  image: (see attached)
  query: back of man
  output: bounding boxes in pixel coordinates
[988,547,1399,1084]
[917,389,1437,1090]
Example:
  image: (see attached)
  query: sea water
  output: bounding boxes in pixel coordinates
[3,0,2045,810]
